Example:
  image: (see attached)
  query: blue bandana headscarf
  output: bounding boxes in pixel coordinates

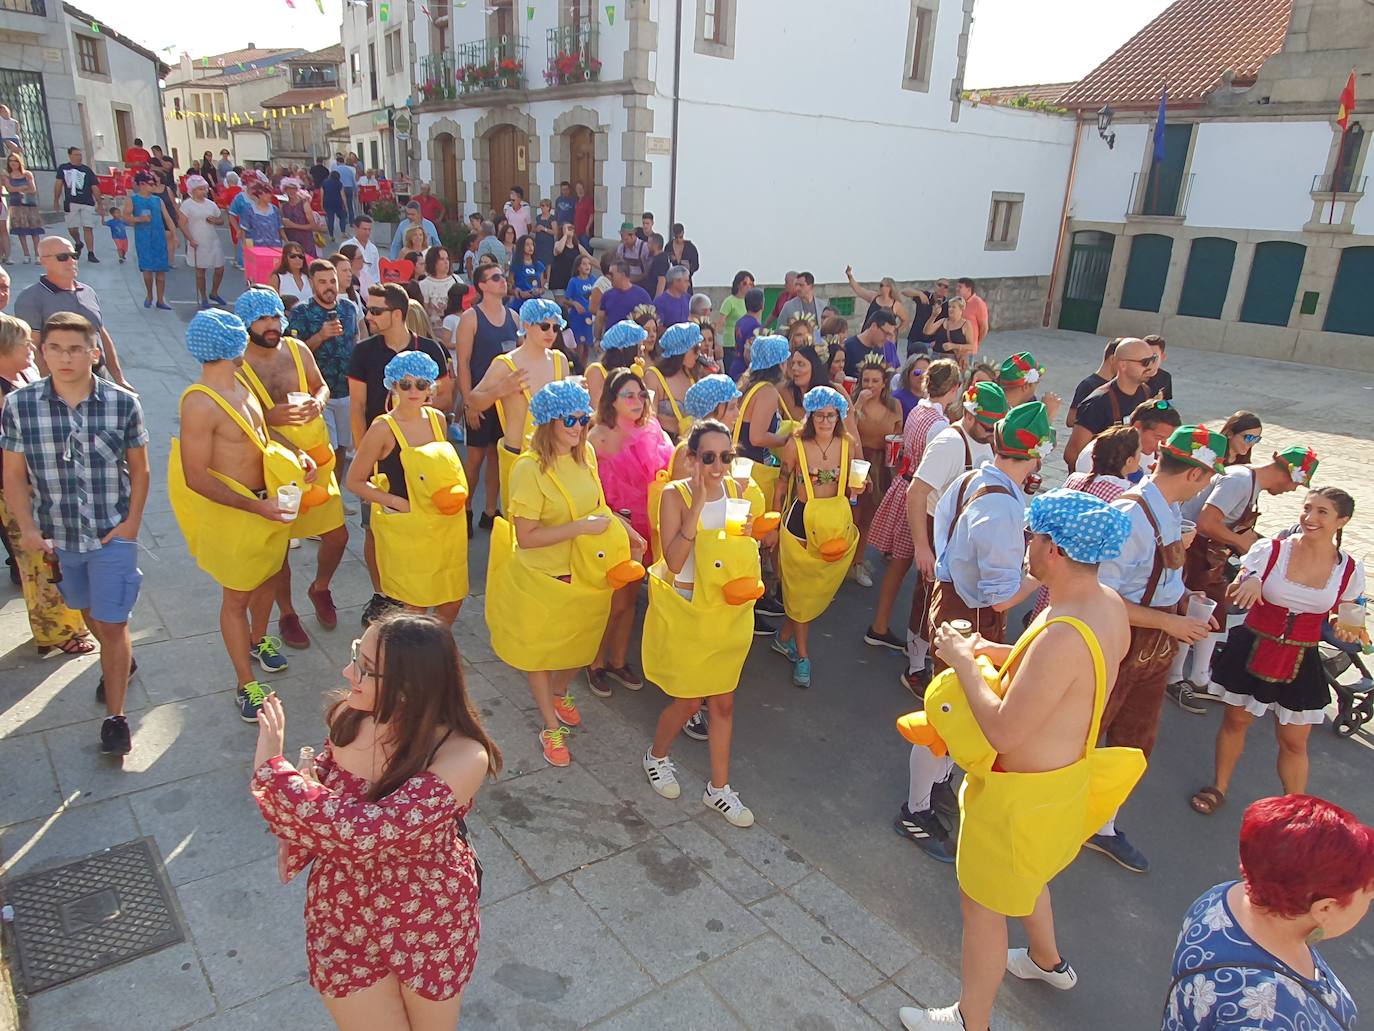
[1025,487,1132,564]
[803,385,849,421]
[684,374,741,419]
[749,335,790,372]
[233,288,285,327]
[518,297,567,333]
[383,351,441,390]
[659,321,702,358]
[186,309,248,363]
[530,379,591,426]
[601,320,647,353]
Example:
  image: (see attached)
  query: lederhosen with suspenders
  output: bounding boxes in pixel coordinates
[1183,469,1261,607]
[909,425,976,651]
[1100,491,1186,759]
[927,458,1012,672]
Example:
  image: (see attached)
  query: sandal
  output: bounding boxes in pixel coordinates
[1190,786,1226,815]
[38,635,97,657]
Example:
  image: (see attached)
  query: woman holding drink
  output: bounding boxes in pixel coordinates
[1191,486,1365,814]
[848,354,902,588]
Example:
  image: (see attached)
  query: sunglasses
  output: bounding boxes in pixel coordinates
[366,306,392,316]
[349,638,380,679]
[696,449,737,466]
[617,389,648,401]
[560,414,591,428]
[1120,354,1159,366]
[534,321,560,333]
[46,252,78,262]
[1243,433,1262,444]
[394,378,433,391]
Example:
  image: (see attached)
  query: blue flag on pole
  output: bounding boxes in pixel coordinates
[1153,85,1167,162]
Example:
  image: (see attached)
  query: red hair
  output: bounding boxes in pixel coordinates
[1240,795,1374,918]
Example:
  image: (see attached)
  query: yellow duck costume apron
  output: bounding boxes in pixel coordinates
[647,459,771,562]
[732,382,783,503]
[368,408,470,608]
[167,385,297,592]
[897,616,1147,916]
[644,365,694,442]
[494,350,567,512]
[235,339,345,541]
[643,482,768,699]
[486,448,645,672]
[779,435,859,623]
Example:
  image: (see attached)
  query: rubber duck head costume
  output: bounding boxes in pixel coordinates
[530,379,591,426]
[602,319,647,355]
[383,351,441,390]
[1274,445,1320,486]
[684,374,741,419]
[518,297,566,334]
[659,321,702,358]
[186,309,248,364]
[749,335,790,372]
[233,288,286,331]
[803,385,850,422]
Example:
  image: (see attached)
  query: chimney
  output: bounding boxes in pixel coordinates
[248,42,256,49]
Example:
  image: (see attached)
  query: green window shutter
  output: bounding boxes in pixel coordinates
[1323,246,1374,336]
[1176,237,1236,319]
[1239,241,1306,327]
[1120,234,1173,313]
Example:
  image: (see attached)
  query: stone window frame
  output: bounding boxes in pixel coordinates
[984,191,1024,251]
[901,0,939,94]
[695,0,736,60]
[384,28,403,77]
[72,31,110,83]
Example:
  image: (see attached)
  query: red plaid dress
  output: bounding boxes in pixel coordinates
[1028,471,1131,619]
[251,747,480,1001]
[869,400,950,560]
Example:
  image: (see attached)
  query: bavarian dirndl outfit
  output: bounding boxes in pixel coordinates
[1211,536,1364,725]
[868,398,948,560]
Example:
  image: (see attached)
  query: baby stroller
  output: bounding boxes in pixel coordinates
[1320,621,1374,737]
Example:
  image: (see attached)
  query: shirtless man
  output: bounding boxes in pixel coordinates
[176,309,297,721]
[901,489,1136,1031]
[236,288,348,649]
[453,263,517,528]
[463,297,570,510]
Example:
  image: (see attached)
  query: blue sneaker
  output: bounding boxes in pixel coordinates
[793,657,811,688]
[251,636,289,674]
[1084,829,1149,873]
[208,294,228,306]
[236,680,268,723]
[770,632,798,663]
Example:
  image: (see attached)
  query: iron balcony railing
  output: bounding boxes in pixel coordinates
[417,35,527,103]
[1311,173,1367,197]
[1128,171,1195,218]
[545,19,600,86]
[0,0,46,14]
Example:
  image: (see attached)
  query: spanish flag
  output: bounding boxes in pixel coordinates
[1337,71,1356,131]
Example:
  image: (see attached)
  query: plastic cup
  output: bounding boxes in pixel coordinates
[849,458,871,486]
[724,497,750,536]
[949,619,973,637]
[730,456,754,480]
[842,375,857,394]
[1338,602,1366,635]
[884,434,903,468]
[287,392,310,409]
[1180,519,1196,535]
[1187,595,1217,625]
[276,484,302,521]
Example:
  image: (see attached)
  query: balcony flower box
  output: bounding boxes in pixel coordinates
[544,51,601,86]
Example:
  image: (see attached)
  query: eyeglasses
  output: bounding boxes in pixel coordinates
[811,410,840,420]
[560,414,591,428]
[366,306,392,316]
[45,252,78,262]
[394,378,433,391]
[696,449,737,466]
[616,389,648,401]
[349,638,380,680]
[534,321,560,333]
[1243,433,1262,444]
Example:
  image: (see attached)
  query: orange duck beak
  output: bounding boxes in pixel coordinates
[299,483,330,509]
[820,537,851,561]
[431,483,468,515]
[305,443,335,470]
[723,576,765,606]
[608,558,646,589]
[896,712,947,757]
[750,511,781,539]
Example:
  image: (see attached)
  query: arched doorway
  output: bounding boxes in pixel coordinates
[566,125,594,194]
[486,124,529,215]
[433,132,458,212]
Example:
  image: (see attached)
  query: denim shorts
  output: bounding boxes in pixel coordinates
[54,537,143,624]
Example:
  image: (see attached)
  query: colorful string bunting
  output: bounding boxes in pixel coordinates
[605,4,615,25]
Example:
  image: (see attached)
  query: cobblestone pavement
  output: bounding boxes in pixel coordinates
[1,250,1372,1031]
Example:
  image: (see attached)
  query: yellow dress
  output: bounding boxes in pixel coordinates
[493,349,567,512]
[368,408,469,608]
[643,482,765,698]
[896,616,1147,917]
[485,446,645,672]
[644,365,694,441]
[235,339,345,541]
[167,384,296,592]
[732,382,782,503]
[778,435,858,623]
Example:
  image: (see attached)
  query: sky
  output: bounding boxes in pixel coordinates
[77,0,1172,87]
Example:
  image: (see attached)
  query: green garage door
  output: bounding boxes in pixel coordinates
[1239,241,1306,327]
[1323,247,1374,336]
[1177,237,1236,319]
[1120,234,1173,312]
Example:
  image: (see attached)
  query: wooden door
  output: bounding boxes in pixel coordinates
[114,109,133,157]
[1058,231,1114,333]
[568,126,594,194]
[487,124,527,214]
[435,133,458,211]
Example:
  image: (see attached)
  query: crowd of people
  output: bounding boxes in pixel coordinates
[0,182,1371,1031]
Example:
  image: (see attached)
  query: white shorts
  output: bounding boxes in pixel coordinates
[323,397,351,451]
[64,204,100,230]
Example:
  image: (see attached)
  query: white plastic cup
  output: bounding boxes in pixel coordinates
[730,456,754,480]
[1180,519,1196,535]
[849,458,871,486]
[1337,601,1366,635]
[724,497,750,536]
[1187,595,1217,625]
[287,391,310,407]
[276,484,302,521]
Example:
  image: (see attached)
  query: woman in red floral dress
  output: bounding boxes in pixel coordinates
[251,613,501,1029]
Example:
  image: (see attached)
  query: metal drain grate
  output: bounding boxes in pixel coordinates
[5,836,187,993]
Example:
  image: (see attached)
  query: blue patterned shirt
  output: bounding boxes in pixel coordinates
[286,298,358,399]
[0,376,148,552]
[1165,882,1357,1030]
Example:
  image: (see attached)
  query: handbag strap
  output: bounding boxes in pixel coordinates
[1162,961,1350,1030]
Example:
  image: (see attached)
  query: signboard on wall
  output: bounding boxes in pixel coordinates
[647,136,671,156]
[393,110,412,141]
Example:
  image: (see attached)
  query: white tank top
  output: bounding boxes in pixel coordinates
[677,489,729,586]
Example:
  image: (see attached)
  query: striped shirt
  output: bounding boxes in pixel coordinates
[0,376,147,552]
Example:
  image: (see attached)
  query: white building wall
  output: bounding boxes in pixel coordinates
[1187,121,1333,232]
[1069,122,1147,224]
[67,24,164,166]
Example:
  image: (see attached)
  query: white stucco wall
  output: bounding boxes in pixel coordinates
[1069,122,1148,224]
[1187,121,1334,232]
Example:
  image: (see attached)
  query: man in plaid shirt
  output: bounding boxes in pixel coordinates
[1,312,149,756]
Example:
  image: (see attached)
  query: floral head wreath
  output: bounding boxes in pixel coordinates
[812,338,832,364]
[629,303,659,325]
[784,311,818,335]
[858,352,894,375]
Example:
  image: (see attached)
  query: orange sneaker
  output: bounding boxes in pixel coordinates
[553,691,582,727]
[540,727,571,767]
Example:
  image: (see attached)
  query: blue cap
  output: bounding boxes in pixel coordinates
[601,320,647,353]
[186,309,248,363]
[659,321,702,358]
[749,335,790,372]
[529,379,592,426]
[683,374,741,418]
[518,297,567,332]
[233,288,285,326]
[803,385,849,421]
[1025,487,1132,564]
[383,351,441,390]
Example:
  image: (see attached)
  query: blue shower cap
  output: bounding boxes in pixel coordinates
[659,321,702,358]
[529,379,592,426]
[1025,488,1132,564]
[233,288,285,326]
[186,309,248,363]
[749,335,790,371]
[383,351,441,390]
[683,374,741,419]
[518,297,567,332]
[803,385,849,421]
[601,320,647,353]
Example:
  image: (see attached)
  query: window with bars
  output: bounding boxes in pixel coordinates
[75,34,104,76]
[0,68,53,169]
[985,192,1024,250]
[903,1,938,92]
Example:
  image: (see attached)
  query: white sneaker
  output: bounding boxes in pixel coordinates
[288,538,302,550]
[848,564,873,587]
[899,1004,964,1029]
[1006,947,1077,990]
[703,783,754,827]
[642,749,680,799]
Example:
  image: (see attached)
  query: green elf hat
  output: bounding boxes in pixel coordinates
[962,381,1009,425]
[994,401,1053,459]
[1274,446,1320,485]
[1160,424,1228,474]
[998,351,1044,386]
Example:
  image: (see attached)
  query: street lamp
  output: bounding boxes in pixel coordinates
[1097,105,1116,150]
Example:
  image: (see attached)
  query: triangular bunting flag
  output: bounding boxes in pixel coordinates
[605,4,615,24]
